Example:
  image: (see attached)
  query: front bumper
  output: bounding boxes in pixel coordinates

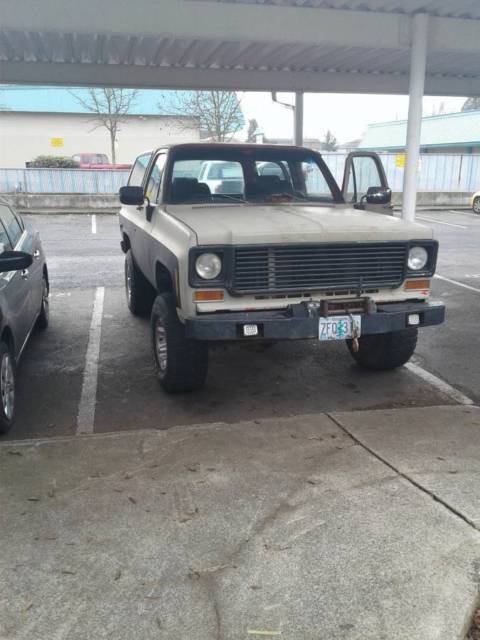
[185,300,445,341]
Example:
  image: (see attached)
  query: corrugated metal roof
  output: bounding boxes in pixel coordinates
[214,0,480,20]
[2,34,479,79]
[0,33,407,72]
[1,0,480,93]
[360,110,480,149]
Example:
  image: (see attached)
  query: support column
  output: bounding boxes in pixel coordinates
[402,13,429,221]
[294,91,304,146]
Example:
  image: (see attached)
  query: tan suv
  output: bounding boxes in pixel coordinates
[118,144,444,393]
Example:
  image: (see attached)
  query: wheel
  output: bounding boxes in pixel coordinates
[0,342,15,434]
[36,274,49,330]
[125,250,155,316]
[151,293,208,393]
[473,197,480,214]
[346,328,418,371]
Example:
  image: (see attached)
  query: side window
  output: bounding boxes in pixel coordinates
[256,161,290,180]
[220,163,243,180]
[345,169,356,204]
[347,156,384,203]
[0,204,23,247]
[299,159,334,201]
[0,217,12,253]
[128,153,151,187]
[145,154,167,203]
[172,160,204,180]
[207,164,222,180]
[205,161,244,195]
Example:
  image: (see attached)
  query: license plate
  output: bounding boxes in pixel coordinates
[318,315,361,341]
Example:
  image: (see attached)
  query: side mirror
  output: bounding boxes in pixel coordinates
[365,186,392,205]
[119,186,144,206]
[0,250,33,273]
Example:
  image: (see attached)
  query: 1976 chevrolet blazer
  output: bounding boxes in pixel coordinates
[118,144,445,393]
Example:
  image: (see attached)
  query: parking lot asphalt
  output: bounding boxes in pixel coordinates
[414,209,480,404]
[3,209,478,440]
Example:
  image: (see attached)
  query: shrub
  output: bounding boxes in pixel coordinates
[28,155,79,168]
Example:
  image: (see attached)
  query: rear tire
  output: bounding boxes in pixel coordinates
[0,342,15,435]
[347,328,418,371]
[151,293,208,393]
[473,197,480,214]
[125,250,155,317]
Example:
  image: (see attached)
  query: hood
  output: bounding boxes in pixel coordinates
[165,203,434,245]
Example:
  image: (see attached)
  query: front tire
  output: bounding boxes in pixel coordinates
[125,250,155,317]
[36,274,49,331]
[347,328,418,371]
[0,342,15,434]
[473,197,480,214]
[151,293,208,393]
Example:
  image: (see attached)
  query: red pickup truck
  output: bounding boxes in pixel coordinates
[72,153,131,170]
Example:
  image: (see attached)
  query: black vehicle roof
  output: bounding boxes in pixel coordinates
[149,142,322,155]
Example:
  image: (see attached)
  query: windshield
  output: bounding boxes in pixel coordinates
[167,148,341,205]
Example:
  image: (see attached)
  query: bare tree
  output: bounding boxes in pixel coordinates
[462,97,480,112]
[246,118,259,143]
[158,91,244,142]
[69,88,138,163]
[322,130,338,151]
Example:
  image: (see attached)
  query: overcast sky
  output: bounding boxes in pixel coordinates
[240,92,467,144]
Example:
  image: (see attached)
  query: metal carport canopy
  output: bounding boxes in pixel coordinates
[1,0,480,96]
[1,0,480,221]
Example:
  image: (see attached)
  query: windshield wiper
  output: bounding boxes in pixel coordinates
[212,194,247,204]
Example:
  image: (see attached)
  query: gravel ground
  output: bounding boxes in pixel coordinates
[468,608,480,640]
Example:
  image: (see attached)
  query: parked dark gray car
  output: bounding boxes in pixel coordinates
[0,200,49,434]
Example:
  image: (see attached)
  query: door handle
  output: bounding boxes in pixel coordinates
[33,250,40,259]
[21,269,29,280]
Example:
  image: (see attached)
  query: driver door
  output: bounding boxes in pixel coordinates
[341,152,393,215]
[137,151,167,283]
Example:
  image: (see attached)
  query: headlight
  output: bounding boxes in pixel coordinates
[195,253,222,280]
[408,246,428,271]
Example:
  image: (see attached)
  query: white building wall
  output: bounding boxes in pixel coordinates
[0,112,200,168]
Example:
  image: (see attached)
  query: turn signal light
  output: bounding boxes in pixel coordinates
[195,290,224,302]
[404,279,430,291]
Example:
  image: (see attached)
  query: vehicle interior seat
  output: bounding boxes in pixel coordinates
[170,178,212,203]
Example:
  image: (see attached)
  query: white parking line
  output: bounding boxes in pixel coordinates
[435,274,480,294]
[405,362,475,406]
[91,214,97,234]
[76,287,105,435]
[449,210,479,218]
[417,216,467,229]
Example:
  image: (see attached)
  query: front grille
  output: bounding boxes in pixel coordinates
[232,243,407,294]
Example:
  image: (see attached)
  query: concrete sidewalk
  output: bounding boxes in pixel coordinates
[1,406,480,640]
